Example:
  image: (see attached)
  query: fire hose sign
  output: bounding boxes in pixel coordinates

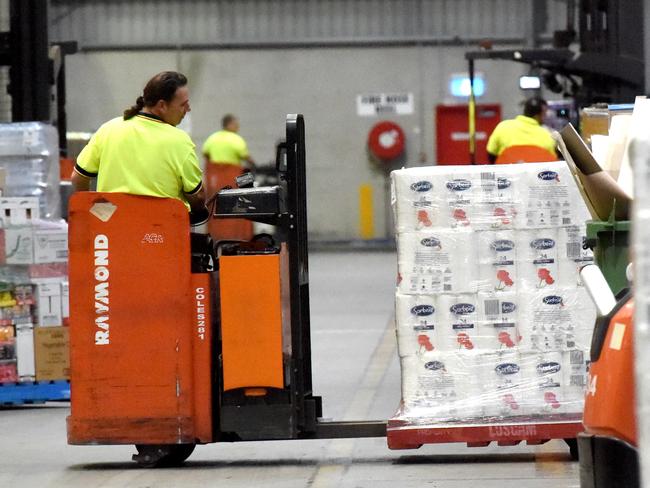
[357,93,414,116]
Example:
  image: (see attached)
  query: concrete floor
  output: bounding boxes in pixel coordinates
[0,251,579,488]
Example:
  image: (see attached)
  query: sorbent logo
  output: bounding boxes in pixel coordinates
[538,170,559,181]
[530,238,555,250]
[497,177,511,190]
[491,239,515,252]
[446,179,472,192]
[420,237,441,248]
[410,180,432,192]
[450,303,475,315]
[411,305,434,316]
[495,363,520,375]
[501,302,517,313]
[536,362,561,374]
[424,361,445,371]
[543,295,563,305]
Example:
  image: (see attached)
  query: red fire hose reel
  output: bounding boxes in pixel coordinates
[367,121,405,161]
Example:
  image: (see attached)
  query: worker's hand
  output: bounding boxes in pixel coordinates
[189,205,210,226]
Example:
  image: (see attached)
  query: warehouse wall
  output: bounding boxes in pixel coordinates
[64,47,527,240]
[50,0,566,48]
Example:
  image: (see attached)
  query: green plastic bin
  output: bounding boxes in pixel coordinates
[585,220,630,296]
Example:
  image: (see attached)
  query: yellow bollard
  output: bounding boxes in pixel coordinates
[359,184,374,240]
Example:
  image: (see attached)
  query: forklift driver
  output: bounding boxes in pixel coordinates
[70,71,207,220]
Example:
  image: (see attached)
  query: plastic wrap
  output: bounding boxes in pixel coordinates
[391,161,595,426]
[0,122,61,220]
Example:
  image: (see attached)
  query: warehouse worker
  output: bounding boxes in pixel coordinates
[486,97,558,164]
[71,71,206,220]
[202,114,255,240]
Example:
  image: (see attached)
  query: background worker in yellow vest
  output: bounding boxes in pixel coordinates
[486,97,558,164]
[202,114,256,241]
[71,71,207,221]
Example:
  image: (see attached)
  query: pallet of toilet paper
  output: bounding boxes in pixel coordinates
[391,161,596,425]
[0,197,69,384]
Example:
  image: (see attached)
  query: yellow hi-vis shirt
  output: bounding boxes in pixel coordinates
[202,130,249,165]
[486,115,557,156]
[75,114,203,210]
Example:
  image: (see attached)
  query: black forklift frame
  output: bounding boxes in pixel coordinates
[216,114,387,441]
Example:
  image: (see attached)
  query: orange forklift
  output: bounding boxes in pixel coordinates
[66,115,387,467]
[578,282,639,487]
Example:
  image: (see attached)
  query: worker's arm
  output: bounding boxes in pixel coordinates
[71,168,93,192]
[243,155,256,170]
[184,185,206,215]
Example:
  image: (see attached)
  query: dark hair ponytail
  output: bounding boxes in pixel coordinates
[123,96,145,120]
[123,71,188,120]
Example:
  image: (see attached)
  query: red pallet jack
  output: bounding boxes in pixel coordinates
[66,115,580,467]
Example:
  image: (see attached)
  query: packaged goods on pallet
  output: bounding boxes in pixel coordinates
[391,161,596,426]
[0,218,68,384]
[0,122,61,220]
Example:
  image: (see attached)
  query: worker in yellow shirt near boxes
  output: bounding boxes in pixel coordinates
[71,71,206,221]
[486,97,558,164]
[202,114,256,241]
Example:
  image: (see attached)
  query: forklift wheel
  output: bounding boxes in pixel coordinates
[132,444,196,468]
[565,438,579,461]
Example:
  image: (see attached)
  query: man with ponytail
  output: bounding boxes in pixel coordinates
[71,71,206,216]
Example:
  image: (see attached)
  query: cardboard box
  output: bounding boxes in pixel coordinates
[3,226,34,265]
[16,325,35,381]
[0,197,39,225]
[33,228,68,263]
[35,281,63,327]
[557,124,631,221]
[34,326,69,381]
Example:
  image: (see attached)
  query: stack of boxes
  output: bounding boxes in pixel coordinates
[0,122,68,385]
[0,197,69,383]
[392,161,596,423]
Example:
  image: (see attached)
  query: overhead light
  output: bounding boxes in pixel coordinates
[449,73,485,97]
[519,75,541,90]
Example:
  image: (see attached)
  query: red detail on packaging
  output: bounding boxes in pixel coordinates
[503,393,520,410]
[417,210,432,227]
[0,362,17,383]
[457,332,474,350]
[537,268,555,286]
[452,208,470,226]
[498,331,516,348]
[493,207,511,225]
[496,269,514,288]
[417,334,434,352]
[544,391,561,409]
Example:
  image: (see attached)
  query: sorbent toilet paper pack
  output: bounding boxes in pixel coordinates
[477,291,519,351]
[437,294,480,352]
[477,230,518,293]
[517,229,559,292]
[397,230,478,294]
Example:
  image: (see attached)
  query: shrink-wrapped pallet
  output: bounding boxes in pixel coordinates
[391,161,596,425]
